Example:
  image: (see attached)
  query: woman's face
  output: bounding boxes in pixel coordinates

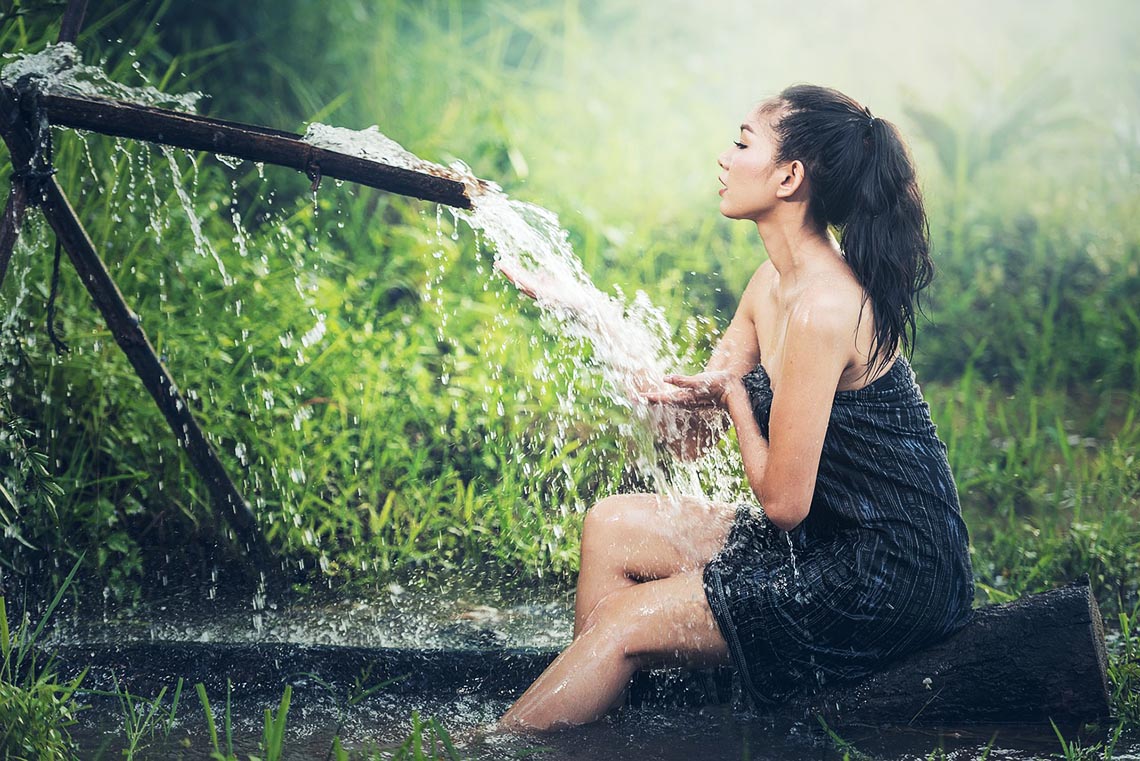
[717,110,784,221]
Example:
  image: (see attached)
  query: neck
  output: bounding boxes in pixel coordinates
[754,211,839,278]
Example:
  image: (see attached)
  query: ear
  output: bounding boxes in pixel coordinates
[774,159,806,199]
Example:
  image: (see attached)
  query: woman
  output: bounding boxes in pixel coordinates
[497,84,974,731]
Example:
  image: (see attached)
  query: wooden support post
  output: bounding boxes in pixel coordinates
[41,181,275,574]
[57,0,89,44]
[0,180,28,288]
[12,88,477,209]
[0,86,275,578]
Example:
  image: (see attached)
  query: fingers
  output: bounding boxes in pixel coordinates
[641,388,718,408]
[643,372,731,409]
[662,374,702,388]
[662,375,717,398]
[493,257,520,282]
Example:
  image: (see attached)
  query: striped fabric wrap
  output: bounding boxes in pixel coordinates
[703,355,975,704]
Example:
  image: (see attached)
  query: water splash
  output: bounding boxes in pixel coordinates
[0,42,202,111]
[304,123,747,505]
[303,123,436,174]
[459,175,746,505]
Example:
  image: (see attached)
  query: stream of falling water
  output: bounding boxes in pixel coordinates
[305,123,748,510]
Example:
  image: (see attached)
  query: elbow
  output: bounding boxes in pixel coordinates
[756,495,810,532]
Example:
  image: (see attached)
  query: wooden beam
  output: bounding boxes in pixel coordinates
[790,581,1111,725]
[7,87,476,209]
[0,86,276,577]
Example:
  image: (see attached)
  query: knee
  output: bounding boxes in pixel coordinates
[582,494,650,547]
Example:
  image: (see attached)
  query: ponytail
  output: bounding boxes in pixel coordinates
[763,85,933,375]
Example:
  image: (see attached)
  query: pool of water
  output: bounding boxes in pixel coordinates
[66,689,1136,760]
[47,571,575,652]
[44,579,1140,760]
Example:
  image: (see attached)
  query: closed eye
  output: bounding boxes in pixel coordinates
[734,141,746,149]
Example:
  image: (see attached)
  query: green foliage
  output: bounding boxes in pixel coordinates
[929,369,1140,609]
[374,711,464,761]
[110,677,183,760]
[1051,719,1126,761]
[1109,603,1140,727]
[815,715,875,761]
[256,684,291,761]
[0,399,64,566]
[906,70,1140,391]
[0,563,84,761]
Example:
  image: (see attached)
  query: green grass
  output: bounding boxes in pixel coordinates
[0,561,85,760]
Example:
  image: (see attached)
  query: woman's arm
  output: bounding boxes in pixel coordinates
[737,295,853,530]
[661,286,855,529]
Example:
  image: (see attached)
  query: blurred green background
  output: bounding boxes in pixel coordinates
[1,0,1138,625]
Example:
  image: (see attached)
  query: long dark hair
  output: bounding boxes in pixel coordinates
[762,84,933,375]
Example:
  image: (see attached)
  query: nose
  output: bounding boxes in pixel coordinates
[717,149,730,170]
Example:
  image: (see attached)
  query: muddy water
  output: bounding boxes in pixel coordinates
[66,689,1122,760]
[51,582,1138,760]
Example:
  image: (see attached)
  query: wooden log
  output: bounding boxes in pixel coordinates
[49,583,1112,727]
[0,86,475,209]
[0,86,275,578]
[802,581,1111,726]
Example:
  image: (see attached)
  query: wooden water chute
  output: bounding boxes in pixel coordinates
[0,2,475,577]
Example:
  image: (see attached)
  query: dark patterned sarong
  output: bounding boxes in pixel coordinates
[703,356,974,704]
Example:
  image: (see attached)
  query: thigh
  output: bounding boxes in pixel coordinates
[587,572,729,669]
[583,493,737,580]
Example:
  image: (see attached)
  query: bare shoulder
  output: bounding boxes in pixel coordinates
[788,271,865,343]
[747,260,777,289]
[738,261,776,312]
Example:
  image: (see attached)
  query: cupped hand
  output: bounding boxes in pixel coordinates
[641,370,741,409]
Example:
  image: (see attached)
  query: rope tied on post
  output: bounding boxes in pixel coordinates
[10,78,59,204]
[304,147,322,193]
